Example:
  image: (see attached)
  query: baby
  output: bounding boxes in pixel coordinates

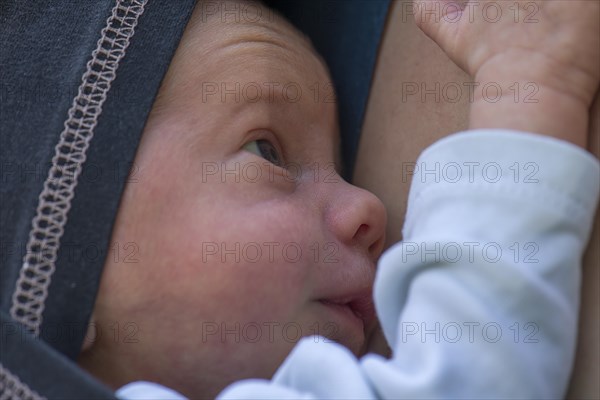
[78,1,386,398]
[79,0,600,399]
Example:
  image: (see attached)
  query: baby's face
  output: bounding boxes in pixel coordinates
[81,1,386,397]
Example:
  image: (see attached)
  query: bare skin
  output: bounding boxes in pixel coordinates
[356,0,599,396]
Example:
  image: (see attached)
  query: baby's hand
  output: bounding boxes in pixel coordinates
[414,0,599,105]
[413,0,600,146]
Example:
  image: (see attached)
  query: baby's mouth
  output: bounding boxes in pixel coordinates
[312,257,377,344]
[318,293,376,334]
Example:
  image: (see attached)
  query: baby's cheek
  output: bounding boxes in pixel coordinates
[221,259,309,318]
[162,238,309,320]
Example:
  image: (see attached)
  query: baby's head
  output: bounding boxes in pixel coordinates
[79,1,386,397]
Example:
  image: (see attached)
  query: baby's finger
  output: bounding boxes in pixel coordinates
[412,0,464,51]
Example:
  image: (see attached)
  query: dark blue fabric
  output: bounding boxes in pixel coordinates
[1,2,196,396]
[0,0,196,365]
[0,311,116,398]
[267,0,391,179]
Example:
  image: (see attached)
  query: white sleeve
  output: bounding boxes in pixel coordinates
[218,129,599,400]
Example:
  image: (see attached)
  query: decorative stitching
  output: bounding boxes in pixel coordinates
[0,363,46,400]
[10,0,147,336]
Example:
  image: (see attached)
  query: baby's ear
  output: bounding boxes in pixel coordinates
[80,315,98,353]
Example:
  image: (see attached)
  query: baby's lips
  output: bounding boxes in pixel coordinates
[320,288,376,333]
[348,292,376,330]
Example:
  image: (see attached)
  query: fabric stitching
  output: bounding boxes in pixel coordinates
[0,363,46,400]
[10,0,148,336]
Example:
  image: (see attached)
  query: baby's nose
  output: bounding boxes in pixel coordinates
[326,181,386,262]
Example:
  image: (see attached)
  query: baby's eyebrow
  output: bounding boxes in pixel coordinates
[220,34,293,54]
[199,22,299,64]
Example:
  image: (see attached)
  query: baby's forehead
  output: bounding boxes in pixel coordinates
[147,0,340,167]
[174,1,330,88]
[190,1,315,53]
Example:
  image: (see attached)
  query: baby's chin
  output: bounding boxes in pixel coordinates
[338,331,367,356]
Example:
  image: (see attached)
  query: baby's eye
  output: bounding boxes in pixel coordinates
[243,139,284,167]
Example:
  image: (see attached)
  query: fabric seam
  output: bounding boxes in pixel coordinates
[0,362,46,400]
[10,0,148,336]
